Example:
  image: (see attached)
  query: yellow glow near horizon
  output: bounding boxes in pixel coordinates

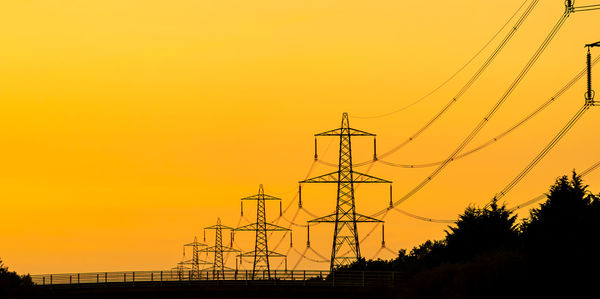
[1,0,600,274]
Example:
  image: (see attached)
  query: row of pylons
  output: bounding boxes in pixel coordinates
[173,112,392,278]
[168,32,600,279]
[174,185,290,280]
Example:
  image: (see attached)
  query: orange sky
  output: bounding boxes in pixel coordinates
[1,0,600,274]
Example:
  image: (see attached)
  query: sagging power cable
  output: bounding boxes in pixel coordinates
[391,206,454,223]
[508,159,600,211]
[351,0,530,119]
[494,41,600,202]
[318,0,539,168]
[370,0,540,161]
[375,55,599,168]
[494,104,590,201]
[372,7,573,218]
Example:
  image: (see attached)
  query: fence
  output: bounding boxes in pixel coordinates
[31,270,405,288]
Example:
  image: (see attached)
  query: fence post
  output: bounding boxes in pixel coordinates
[69,275,72,284]
[42,276,45,285]
[151,272,154,282]
[332,271,335,287]
[362,271,365,287]
[105,272,108,285]
[303,270,306,286]
[97,273,99,284]
[50,274,53,286]
[124,273,126,283]
[77,273,80,285]
[132,272,135,286]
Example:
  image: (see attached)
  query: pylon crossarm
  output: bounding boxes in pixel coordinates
[203,265,235,271]
[180,259,212,265]
[354,213,383,223]
[199,246,240,253]
[315,128,375,136]
[242,194,281,201]
[265,223,291,231]
[184,241,207,247]
[307,213,381,223]
[220,245,240,252]
[237,251,260,257]
[234,222,289,231]
[352,171,392,183]
[265,250,287,257]
[233,223,259,231]
[307,213,336,223]
[300,171,339,183]
[204,224,234,230]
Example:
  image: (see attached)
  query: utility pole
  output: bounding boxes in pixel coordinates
[182,236,210,279]
[200,218,240,279]
[300,112,392,271]
[234,185,290,279]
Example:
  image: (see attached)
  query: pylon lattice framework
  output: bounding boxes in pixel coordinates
[182,236,210,278]
[234,185,290,279]
[300,112,392,271]
[200,218,239,279]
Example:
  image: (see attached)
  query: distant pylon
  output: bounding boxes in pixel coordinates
[234,185,290,279]
[182,236,210,279]
[171,261,190,280]
[200,218,240,279]
[300,112,392,270]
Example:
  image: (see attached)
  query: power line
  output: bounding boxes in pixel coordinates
[508,159,600,211]
[351,0,530,119]
[319,0,539,168]
[494,105,590,201]
[375,0,541,160]
[372,6,573,218]
[375,55,599,168]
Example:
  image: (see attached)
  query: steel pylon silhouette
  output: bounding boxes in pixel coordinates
[182,236,210,278]
[171,261,191,280]
[200,218,239,279]
[234,185,290,279]
[300,112,391,270]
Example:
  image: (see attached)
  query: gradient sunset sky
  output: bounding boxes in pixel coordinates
[1,0,600,274]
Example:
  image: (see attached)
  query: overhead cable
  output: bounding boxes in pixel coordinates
[351,0,530,119]
[373,8,572,217]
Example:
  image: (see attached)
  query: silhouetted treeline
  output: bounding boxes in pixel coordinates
[335,171,600,298]
[0,259,32,297]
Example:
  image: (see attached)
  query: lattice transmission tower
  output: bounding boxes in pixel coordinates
[182,236,210,279]
[234,185,290,279]
[300,112,392,270]
[200,218,239,279]
[171,261,190,280]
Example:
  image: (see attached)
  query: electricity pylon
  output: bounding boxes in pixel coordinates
[200,218,239,279]
[234,185,290,279]
[300,112,392,271]
[183,236,210,279]
[171,261,190,280]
